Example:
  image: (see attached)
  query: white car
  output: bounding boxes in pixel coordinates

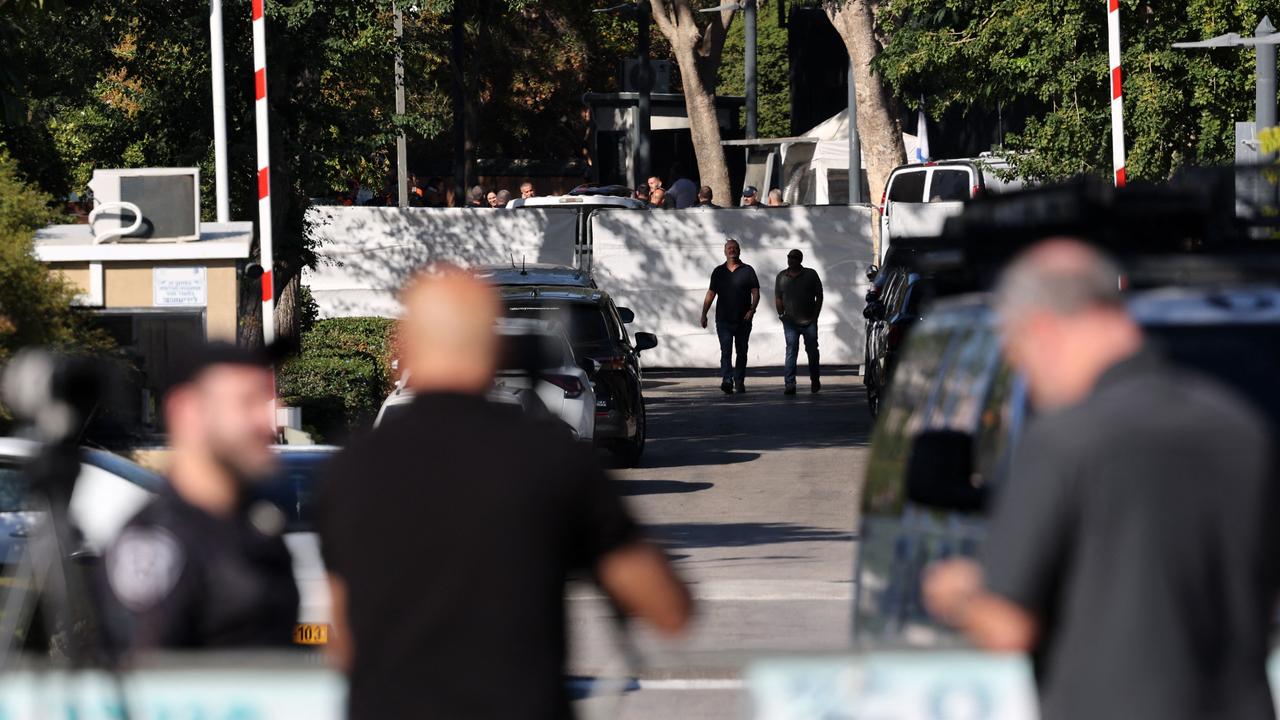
[0,438,162,563]
[375,319,596,441]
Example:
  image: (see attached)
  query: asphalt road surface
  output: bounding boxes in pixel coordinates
[571,367,873,719]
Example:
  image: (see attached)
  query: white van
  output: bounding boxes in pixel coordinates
[878,158,1025,259]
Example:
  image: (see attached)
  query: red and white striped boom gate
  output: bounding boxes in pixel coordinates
[252,0,275,345]
[1107,0,1127,187]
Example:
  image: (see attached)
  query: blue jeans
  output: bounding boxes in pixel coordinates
[716,321,752,387]
[783,318,820,388]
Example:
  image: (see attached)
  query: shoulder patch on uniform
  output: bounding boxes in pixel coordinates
[107,527,185,612]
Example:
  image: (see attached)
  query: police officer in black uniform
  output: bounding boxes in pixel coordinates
[104,343,298,650]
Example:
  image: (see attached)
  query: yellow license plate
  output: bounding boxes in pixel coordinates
[293,623,330,645]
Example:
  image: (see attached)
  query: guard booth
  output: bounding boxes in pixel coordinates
[34,168,253,429]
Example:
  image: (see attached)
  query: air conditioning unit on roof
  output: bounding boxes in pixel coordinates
[87,167,201,243]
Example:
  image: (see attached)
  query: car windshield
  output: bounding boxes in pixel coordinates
[253,452,337,533]
[1145,323,1280,427]
[503,301,610,345]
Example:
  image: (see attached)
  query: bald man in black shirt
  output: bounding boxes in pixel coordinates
[319,267,690,720]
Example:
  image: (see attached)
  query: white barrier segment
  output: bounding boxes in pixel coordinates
[589,206,875,368]
[304,206,579,317]
[303,205,876,369]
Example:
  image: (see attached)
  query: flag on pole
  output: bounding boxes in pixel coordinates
[915,106,930,163]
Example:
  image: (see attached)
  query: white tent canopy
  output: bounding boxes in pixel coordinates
[781,109,919,205]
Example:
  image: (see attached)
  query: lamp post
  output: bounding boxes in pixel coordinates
[1174,16,1280,158]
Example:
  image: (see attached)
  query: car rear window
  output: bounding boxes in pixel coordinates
[503,301,611,345]
[497,333,567,371]
[887,171,926,202]
[929,169,971,201]
[0,465,34,513]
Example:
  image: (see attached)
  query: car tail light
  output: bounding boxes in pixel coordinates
[971,184,980,198]
[887,323,905,350]
[542,374,584,398]
[596,357,627,371]
[879,188,888,216]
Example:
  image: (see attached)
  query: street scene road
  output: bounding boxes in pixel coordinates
[571,368,870,718]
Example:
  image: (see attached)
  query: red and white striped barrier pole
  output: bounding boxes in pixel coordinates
[252,0,276,345]
[1107,0,1126,187]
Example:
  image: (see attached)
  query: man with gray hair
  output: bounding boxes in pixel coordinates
[924,238,1279,720]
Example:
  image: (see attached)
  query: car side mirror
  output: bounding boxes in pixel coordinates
[633,332,658,352]
[616,306,636,324]
[866,264,879,281]
[863,301,885,321]
[905,430,986,512]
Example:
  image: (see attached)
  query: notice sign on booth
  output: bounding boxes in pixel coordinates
[154,266,207,307]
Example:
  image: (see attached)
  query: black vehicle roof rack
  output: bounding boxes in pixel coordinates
[889,171,1280,293]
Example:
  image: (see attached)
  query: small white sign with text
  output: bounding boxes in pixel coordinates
[153,266,207,307]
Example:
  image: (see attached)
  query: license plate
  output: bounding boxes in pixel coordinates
[293,623,330,645]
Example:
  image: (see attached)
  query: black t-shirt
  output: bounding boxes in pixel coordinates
[983,349,1280,720]
[775,267,823,326]
[708,263,760,324]
[104,486,299,650]
[318,393,639,720]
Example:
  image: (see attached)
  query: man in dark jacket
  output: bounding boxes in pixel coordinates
[774,249,822,394]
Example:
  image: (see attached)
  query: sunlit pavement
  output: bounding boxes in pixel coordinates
[571,367,872,719]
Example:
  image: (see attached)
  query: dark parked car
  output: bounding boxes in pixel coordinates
[497,285,657,466]
[862,262,935,418]
[853,283,1280,646]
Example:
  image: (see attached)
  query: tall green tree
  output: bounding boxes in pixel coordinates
[875,0,1280,181]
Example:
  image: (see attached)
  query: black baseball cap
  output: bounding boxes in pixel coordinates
[742,186,758,198]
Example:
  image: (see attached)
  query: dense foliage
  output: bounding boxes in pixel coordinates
[0,147,111,424]
[718,0,792,139]
[875,0,1280,181]
[276,317,396,441]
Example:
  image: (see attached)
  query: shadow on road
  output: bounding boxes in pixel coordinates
[614,479,716,496]
[649,522,854,549]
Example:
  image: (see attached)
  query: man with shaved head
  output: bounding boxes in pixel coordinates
[318,267,691,720]
[924,239,1279,720]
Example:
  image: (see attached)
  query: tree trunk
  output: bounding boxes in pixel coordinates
[824,1,904,254]
[672,44,731,205]
[650,0,734,205]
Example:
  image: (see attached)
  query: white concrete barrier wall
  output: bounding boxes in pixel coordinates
[589,206,874,368]
[305,206,579,317]
[304,205,875,368]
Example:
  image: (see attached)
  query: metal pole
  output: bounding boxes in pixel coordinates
[847,59,861,206]
[636,1,652,187]
[251,0,275,345]
[210,0,230,223]
[744,0,757,139]
[451,1,465,205]
[394,3,408,208]
[1107,0,1126,186]
[1256,16,1276,142]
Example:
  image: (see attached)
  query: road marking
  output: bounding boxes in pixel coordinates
[567,678,746,692]
[569,579,853,602]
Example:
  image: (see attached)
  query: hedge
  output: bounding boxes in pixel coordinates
[277,316,397,441]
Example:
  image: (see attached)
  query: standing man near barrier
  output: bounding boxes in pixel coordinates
[923,239,1279,720]
[520,181,536,199]
[775,249,822,395]
[319,268,692,720]
[701,238,760,394]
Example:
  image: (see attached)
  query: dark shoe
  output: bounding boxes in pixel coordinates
[783,386,797,396]
[720,381,734,394]
[735,384,746,394]
[811,379,821,394]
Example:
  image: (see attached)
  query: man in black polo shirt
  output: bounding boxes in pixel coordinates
[700,237,760,393]
[924,239,1279,720]
[774,249,823,394]
[318,268,691,720]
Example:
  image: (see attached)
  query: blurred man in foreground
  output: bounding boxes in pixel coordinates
[105,343,298,650]
[924,239,1279,720]
[318,267,691,720]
